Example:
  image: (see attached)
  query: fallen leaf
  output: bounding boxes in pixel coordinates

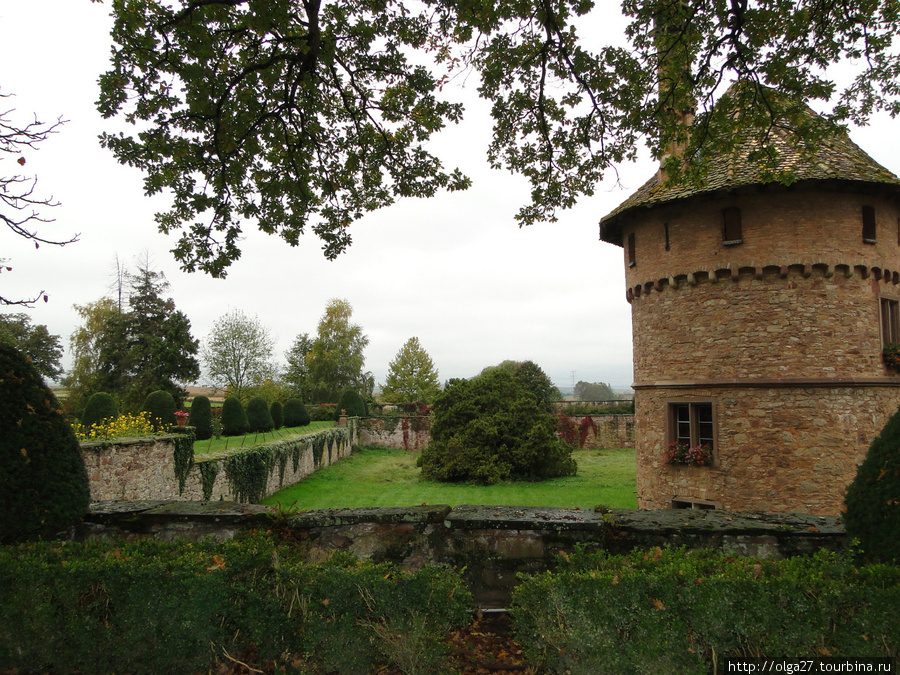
[652,598,665,611]
[207,555,226,571]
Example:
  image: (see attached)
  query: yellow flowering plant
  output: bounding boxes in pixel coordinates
[73,412,161,441]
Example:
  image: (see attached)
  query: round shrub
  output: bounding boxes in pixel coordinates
[246,396,274,433]
[220,397,249,436]
[417,369,577,485]
[80,392,118,429]
[270,401,283,430]
[283,398,310,427]
[844,405,900,563]
[0,343,90,543]
[333,390,367,421]
[141,390,177,431]
[187,395,213,441]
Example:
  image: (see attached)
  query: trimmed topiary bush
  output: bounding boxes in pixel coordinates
[844,404,900,563]
[246,397,274,433]
[270,401,283,430]
[221,397,249,437]
[187,395,213,441]
[283,398,310,427]
[0,343,90,543]
[333,390,367,421]
[80,392,118,429]
[142,390,177,431]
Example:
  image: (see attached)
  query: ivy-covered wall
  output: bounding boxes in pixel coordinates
[82,425,355,503]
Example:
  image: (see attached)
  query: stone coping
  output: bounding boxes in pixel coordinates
[286,505,452,528]
[85,501,844,538]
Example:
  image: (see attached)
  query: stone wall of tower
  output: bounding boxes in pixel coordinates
[621,187,900,294]
[621,185,900,514]
[634,384,900,514]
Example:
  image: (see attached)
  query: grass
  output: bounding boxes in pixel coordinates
[193,421,334,456]
[262,445,637,510]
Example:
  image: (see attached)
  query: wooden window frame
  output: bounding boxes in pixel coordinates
[881,296,900,346]
[668,400,717,464]
[672,497,720,510]
[863,205,877,244]
[722,206,743,245]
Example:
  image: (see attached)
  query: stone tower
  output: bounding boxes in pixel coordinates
[600,93,900,514]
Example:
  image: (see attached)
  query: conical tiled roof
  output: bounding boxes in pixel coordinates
[600,88,900,246]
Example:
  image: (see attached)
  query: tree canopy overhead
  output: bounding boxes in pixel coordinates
[99,0,900,275]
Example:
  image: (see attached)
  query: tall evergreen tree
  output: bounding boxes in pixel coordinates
[382,337,441,405]
[121,259,200,409]
[64,258,200,412]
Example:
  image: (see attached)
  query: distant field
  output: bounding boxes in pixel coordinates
[262,446,637,510]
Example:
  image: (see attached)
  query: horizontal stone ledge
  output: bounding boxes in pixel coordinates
[83,501,846,539]
[633,377,900,390]
[608,509,844,537]
[88,499,271,523]
[286,504,452,528]
[445,505,607,532]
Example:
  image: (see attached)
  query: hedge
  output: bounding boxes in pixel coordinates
[0,535,473,674]
[511,546,900,674]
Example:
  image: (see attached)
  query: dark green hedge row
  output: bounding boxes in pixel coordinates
[511,547,900,674]
[0,535,473,674]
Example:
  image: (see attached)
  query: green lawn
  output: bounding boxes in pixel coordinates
[262,445,637,510]
[193,421,334,456]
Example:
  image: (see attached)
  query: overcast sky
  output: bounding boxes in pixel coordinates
[2,2,899,393]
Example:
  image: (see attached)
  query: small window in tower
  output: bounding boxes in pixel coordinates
[627,232,636,267]
[896,217,899,246]
[668,402,716,467]
[722,206,742,245]
[881,297,900,346]
[672,498,718,510]
[863,205,877,243]
[664,222,671,251]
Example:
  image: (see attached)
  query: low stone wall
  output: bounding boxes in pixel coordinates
[82,426,355,503]
[77,501,844,608]
[357,416,432,449]
[355,414,636,450]
[568,414,635,449]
